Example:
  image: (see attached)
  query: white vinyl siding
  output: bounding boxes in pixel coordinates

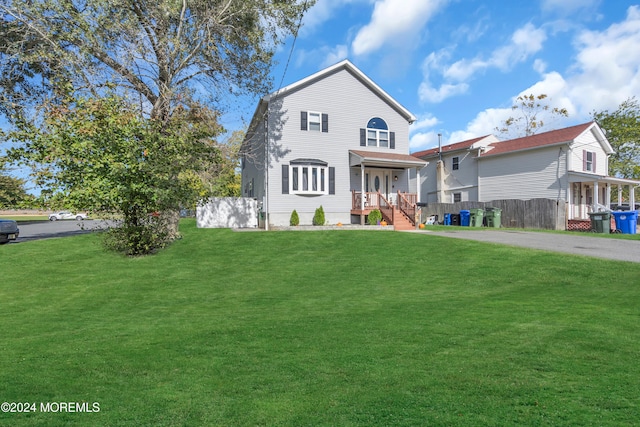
[478,146,568,202]
[264,67,412,225]
[568,129,608,175]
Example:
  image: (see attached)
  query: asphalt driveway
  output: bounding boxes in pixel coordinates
[425,229,640,263]
[13,220,113,243]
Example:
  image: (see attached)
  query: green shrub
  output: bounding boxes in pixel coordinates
[290,209,300,226]
[102,217,171,256]
[368,209,382,225]
[312,206,325,226]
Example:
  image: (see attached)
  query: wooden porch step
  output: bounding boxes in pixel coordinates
[392,213,414,231]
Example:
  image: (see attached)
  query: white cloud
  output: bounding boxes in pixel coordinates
[300,0,366,36]
[568,5,640,115]
[409,131,439,151]
[490,23,547,70]
[411,114,440,132]
[419,23,547,103]
[418,81,468,103]
[442,4,640,144]
[320,45,350,67]
[533,58,548,74]
[352,0,448,56]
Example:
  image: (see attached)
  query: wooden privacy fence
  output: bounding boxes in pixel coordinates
[418,199,567,230]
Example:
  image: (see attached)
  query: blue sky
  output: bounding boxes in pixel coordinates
[240,0,640,153]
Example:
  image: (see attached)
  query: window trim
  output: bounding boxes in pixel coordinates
[584,150,596,172]
[289,160,329,195]
[362,117,395,148]
[301,111,328,132]
[308,111,321,132]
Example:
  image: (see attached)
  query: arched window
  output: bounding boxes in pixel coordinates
[366,117,389,147]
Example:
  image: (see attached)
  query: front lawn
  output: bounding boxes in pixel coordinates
[1,220,639,426]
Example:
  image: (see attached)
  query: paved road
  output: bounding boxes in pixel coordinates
[13,220,113,243]
[425,229,640,263]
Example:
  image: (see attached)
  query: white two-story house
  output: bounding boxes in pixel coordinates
[241,60,426,228]
[413,122,638,224]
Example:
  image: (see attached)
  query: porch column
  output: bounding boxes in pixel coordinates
[631,185,637,211]
[605,183,611,209]
[360,163,365,225]
[618,185,623,204]
[416,167,421,203]
[593,181,599,210]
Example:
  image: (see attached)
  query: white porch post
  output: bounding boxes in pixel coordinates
[416,167,421,203]
[593,181,599,210]
[605,183,611,210]
[618,185,623,204]
[631,185,637,211]
[360,163,365,225]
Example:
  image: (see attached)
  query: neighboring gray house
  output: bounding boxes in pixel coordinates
[241,60,426,228]
[413,122,638,223]
[411,134,499,203]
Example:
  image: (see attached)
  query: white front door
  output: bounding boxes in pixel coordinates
[370,170,391,200]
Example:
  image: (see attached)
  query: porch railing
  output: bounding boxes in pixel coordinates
[351,190,417,226]
[398,192,416,226]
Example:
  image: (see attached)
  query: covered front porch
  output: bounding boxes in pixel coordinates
[351,190,418,229]
[348,150,427,228]
[568,172,638,219]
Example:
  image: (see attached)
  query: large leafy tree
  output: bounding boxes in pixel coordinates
[0,163,32,208]
[1,0,312,252]
[496,94,569,138]
[1,0,312,122]
[592,97,640,180]
[8,94,222,254]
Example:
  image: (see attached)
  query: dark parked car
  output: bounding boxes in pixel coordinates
[610,203,640,211]
[0,219,19,244]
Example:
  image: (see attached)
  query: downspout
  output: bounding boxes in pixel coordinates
[436,133,444,203]
[264,107,270,231]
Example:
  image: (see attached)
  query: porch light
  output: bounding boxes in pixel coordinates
[394,175,398,181]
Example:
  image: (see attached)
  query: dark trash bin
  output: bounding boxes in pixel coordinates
[460,210,470,226]
[588,211,611,234]
[612,210,638,234]
[485,207,502,228]
[451,213,460,226]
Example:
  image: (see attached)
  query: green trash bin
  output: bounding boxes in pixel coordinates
[588,211,611,234]
[485,207,502,228]
[469,208,484,227]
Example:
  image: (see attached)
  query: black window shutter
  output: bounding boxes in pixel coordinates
[360,128,366,146]
[390,132,396,149]
[322,113,328,133]
[282,165,289,194]
[329,167,335,195]
[301,111,307,131]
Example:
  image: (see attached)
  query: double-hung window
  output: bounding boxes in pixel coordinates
[301,111,328,132]
[584,150,596,172]
[452,157,459,170]
[361,117,395,149]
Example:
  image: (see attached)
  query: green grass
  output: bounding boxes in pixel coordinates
[1,220,639,426]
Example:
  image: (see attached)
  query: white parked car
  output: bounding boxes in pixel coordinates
[48,211,89,221]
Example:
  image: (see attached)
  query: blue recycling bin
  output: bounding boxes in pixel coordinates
[444,213,452,225]
[612,210,638,234]
[460,210,470,227]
